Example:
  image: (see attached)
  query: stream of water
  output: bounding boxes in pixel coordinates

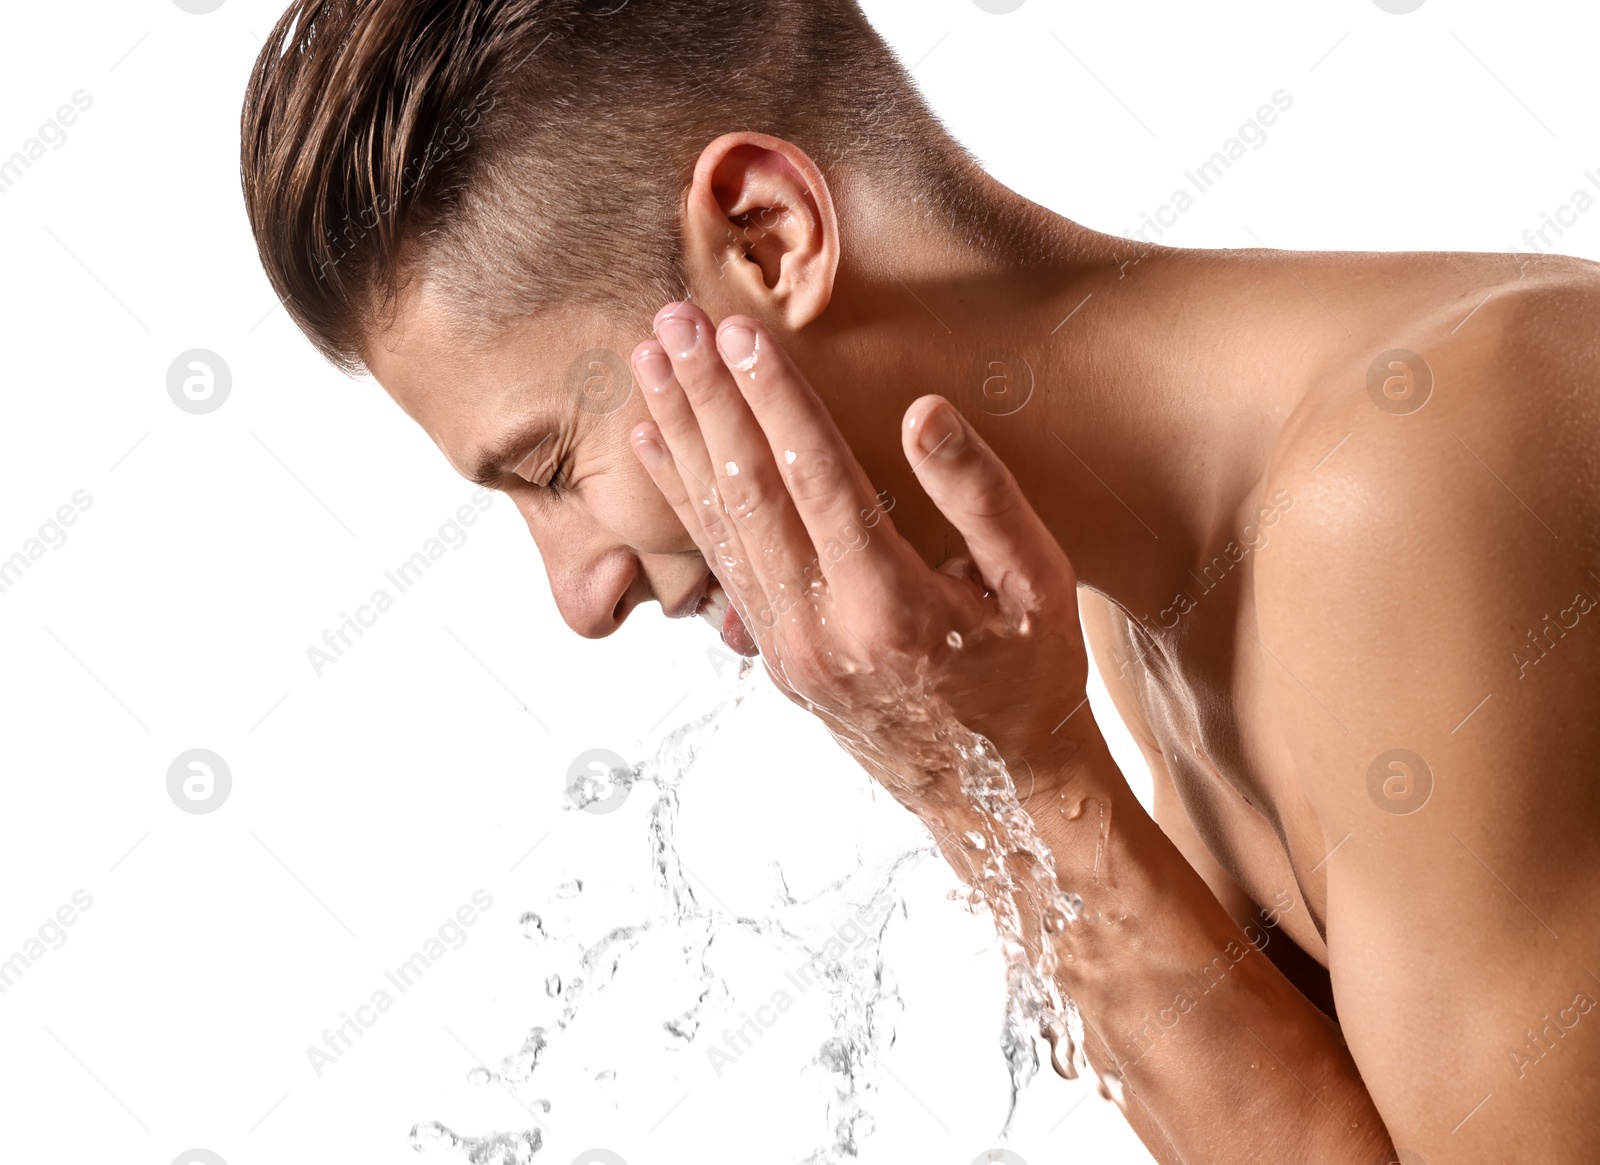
[410,660,1112,1163]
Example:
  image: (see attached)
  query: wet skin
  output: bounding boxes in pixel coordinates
[367,130,1600,1164]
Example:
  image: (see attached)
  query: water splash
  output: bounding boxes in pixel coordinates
[946,725,1099,1142]
[410,1120,541,1164]
[417,659,1103,1160]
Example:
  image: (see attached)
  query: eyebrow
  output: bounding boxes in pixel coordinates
[469,418,555,489]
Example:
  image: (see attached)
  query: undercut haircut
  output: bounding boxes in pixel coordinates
[240,0,991,375]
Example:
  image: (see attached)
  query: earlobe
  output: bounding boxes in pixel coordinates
[683,132,839,330]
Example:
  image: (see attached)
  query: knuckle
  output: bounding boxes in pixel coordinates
[695,495,732,544]
[784,451,845,504]
[679,369,720,407]
[716,472,765,520]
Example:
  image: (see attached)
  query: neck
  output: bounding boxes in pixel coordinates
[804,181,1300,629]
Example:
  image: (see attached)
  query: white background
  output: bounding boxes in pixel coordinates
[2,2,1597,1164]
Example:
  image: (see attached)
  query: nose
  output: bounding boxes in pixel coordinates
[552,550,649,639]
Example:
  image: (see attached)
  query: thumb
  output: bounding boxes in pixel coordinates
[902,395,1077,603]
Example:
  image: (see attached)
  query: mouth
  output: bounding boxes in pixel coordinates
[696,577,758,657]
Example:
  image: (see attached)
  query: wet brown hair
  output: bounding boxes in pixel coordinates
[240,0,985,374]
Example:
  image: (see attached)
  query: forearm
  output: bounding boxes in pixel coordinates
[931,736,1394,1165]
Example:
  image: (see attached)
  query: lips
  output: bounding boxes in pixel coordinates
[698,579,758,657]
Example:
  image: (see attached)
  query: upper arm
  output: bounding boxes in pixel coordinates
[1256,292,1600,1160]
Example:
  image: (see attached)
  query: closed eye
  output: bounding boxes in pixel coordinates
[511,432,555,484]
[544,456,573,499]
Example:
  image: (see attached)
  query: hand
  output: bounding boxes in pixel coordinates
[629,303,1100,819]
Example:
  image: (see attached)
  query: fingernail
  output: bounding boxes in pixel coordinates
[917,402,966,459]
[657,315,699,357]
[634,348,674,392]
[717,324,758,371]
[632,430,667,467]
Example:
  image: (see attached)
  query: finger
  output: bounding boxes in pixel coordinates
[901,395,1077,607]
[713,314,920,600]
[626,419,692,510]
[647,304,820,602]
[628,418,766,634]
[632,338,719,507]
[632,335,766,596]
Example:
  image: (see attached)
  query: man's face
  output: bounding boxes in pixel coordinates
[367,280,721,641]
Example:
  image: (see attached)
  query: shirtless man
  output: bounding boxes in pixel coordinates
[241,1,1600,1160]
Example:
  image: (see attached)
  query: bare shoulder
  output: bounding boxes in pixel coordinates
[1260,252,1600,601]
[1246,248,1600,811]
[1248,247,1600,812]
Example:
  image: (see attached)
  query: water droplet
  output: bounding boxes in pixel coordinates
[731,330,761,374]
[519,911,546,942]
[784,449,797,464]
[1097,1068,1126,1107]
[664,1013,700,1045]
[409,1120,458,1152]
[725,461,739,476]
[556,879,583,899]
[499,1027,549,1084]
[1044,1012,1080,1080]
[1057,890,1083,923]
[946,630,963,649]
[545,973,562,997]
[467,1066,493,1086]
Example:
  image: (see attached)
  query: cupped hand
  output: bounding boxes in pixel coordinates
[628,303,1099,816]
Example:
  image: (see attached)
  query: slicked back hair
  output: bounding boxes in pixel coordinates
[240,0,988,374]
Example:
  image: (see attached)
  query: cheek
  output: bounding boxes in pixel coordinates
[582,460,699,556]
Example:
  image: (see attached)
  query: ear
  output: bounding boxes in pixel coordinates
[682,131,840,330]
